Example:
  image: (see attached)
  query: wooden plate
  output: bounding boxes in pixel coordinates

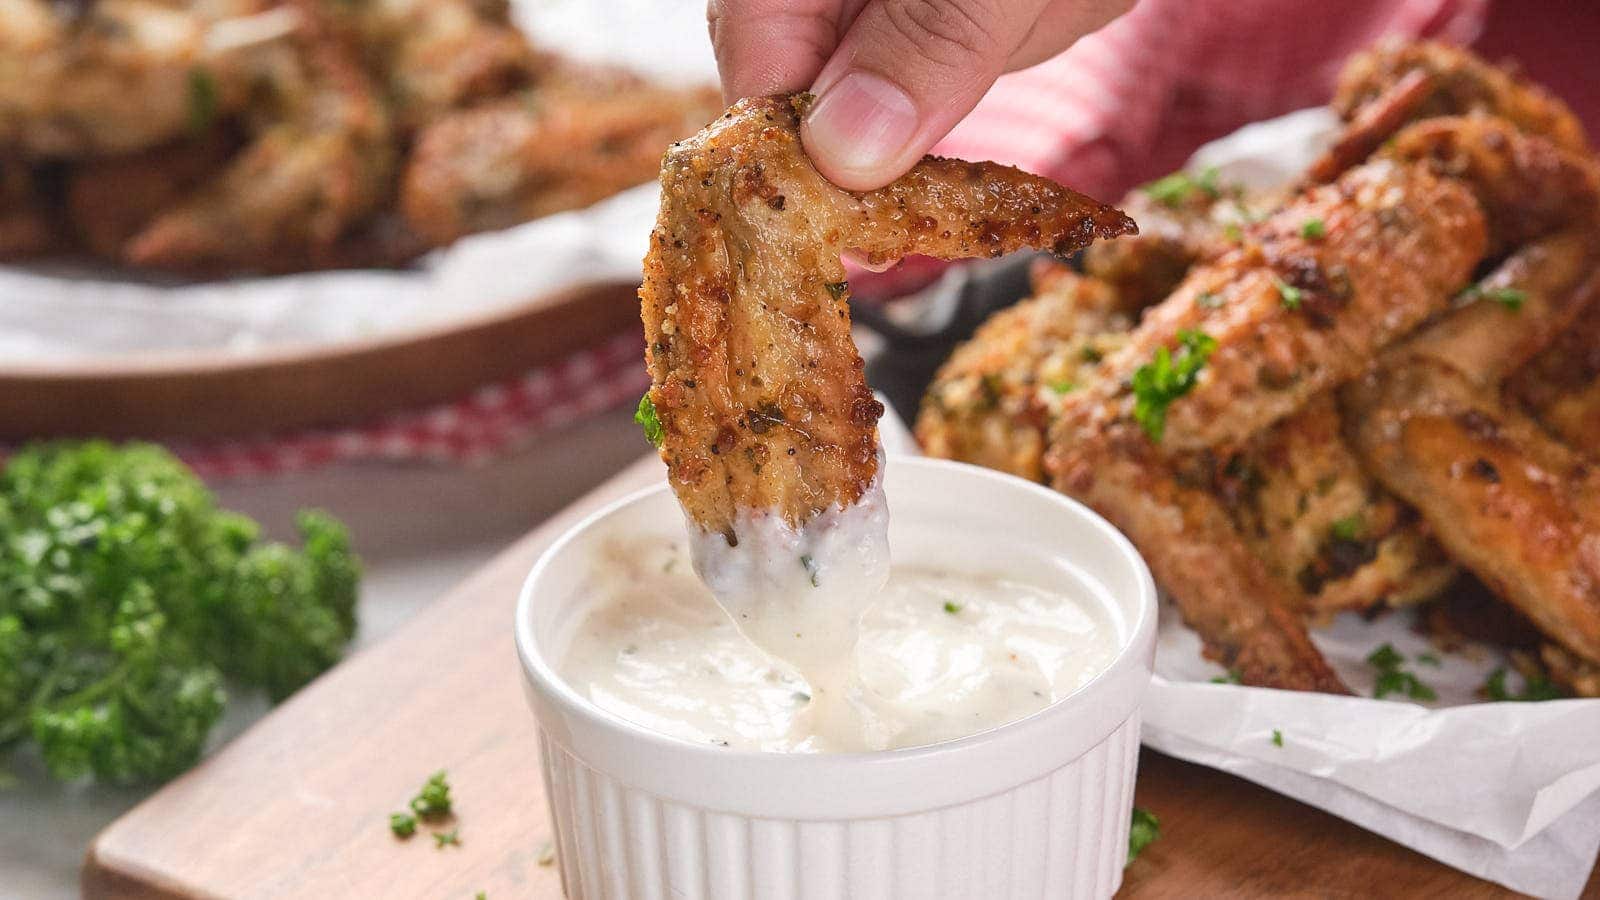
[0,281,642,440]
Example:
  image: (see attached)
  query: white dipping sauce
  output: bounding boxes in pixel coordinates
[559,527,1117,753]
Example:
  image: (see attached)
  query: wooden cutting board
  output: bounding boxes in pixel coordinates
[83,455,1597,899]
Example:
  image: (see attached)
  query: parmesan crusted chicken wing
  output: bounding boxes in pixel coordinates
[1332,40,1589,155]
[915,261,1130,482]
[330,0,541,133]
[1380,116,1600,255]
[402,68,720,245]
[0,0,287,159]
[1052,415,1350,692]
[1204,394,1456,617]
[122,0,394,271]
[1344,234,1600,668]
[1072,158,1485,454]
[641,95,1133,539]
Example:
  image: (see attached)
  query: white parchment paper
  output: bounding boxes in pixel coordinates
[0,0,717,363]
[1134,108,1600,900]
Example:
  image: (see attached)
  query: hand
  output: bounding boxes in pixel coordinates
[708,0,1134,190]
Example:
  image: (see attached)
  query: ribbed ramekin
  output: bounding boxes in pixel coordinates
[515,457,1157,900]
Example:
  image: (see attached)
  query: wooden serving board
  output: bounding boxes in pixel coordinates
[0,281,640,440]
[84,456,1597,899]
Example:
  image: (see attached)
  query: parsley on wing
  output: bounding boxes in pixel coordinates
[634,394,664,448]
[1131,330,1217,442]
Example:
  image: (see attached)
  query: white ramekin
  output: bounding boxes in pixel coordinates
[515,457,1157,900]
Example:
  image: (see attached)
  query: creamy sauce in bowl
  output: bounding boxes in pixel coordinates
[558,533,1118,753]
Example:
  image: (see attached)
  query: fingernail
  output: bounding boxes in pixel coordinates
[804,72,918,187]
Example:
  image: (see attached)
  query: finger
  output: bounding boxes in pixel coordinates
[1006,0,1133,72]
[801,0,1052,190]
[708,0,865,103]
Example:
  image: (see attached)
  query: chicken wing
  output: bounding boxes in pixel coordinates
[1073,158,1485,454]
[401,68,721,246]
[1343,358,1600,667]
[916,261,1130,482]
[1379,116,1600,255]
[1331,40,1588,155]
[329,0,542,134]
[122,0,394,272]
[1051,416,1349,692]
[1207,394,1456,617]
[0,0,287,159]
[641,95,1134,538]
[1080,171,1279,312]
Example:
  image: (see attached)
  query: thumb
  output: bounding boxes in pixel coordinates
[801,0,1048,190]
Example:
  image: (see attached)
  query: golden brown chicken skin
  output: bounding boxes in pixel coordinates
[1380,116,1600,255]
[1082,158,1485,454]
[330,0,541,133]
[641,95,1134,538]
[1079,174,1277,313]
[401,69,721,245]
[1206,394,1456,617]
[1331,40,1589,154]
[1344,358,1600,667]
[121,0,394,272]
[916,261,1129,482]
[1051,415,1349,693]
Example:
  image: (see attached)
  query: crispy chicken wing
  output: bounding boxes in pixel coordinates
[1075,158,1485,453]
[916,261,1130,482]
[122,0,394,271]
[401,69,721,245]
[66,133,236,259]
[641,95,1133,538]
[1206,394,1456,617]
[1344,359,1600,667]
[1052,416,1349,692]
[1343,236,1600,667]
[1332,40,1589,154]
[1507,310,1600,453]
[0,0,286,158]
[1081,172,1282,312]
[331,0,541,133]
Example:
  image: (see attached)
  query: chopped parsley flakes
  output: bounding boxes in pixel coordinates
[635,394,664,447]
[825,281,849,301]
[1142,168,1220,208]
[1459,283,1527,310]
[943,600,963,614]
[1300,219,1326,240]
[1271,729,1284,747]
[1273,278,1303,311]
[800,554,820,587]
[1048,379,1078,394]
[1210,668,1243,684]
[1131,329,1217,442]
[187,69,218,134]
[1367,643,1436,702]
[1483,667,1565,702]
[1127,807,1160,865]
[433,828,461,849]
[1329,515,1363,542]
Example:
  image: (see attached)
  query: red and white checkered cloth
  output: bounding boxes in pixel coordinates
[179,0,1486,480]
